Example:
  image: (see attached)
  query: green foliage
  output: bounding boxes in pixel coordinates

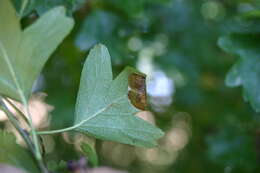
[96,0,170,17]
[0,0,74,102]
[219,11,260,112]
[75,10,134,64]
[12,0,85,16]
[207,115,259,172]
[74,44,163,147]
[2,0,260,173]
[75,10,119,51]
[0,130,40,173]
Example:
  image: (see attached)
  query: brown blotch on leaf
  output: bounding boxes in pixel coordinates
[128,73,147,110]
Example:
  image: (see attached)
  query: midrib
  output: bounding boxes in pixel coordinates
[0,41,25,101]
[75,95,126,128]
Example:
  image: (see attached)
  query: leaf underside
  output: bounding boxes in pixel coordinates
[0,0,74,102]
[74,44,164,147]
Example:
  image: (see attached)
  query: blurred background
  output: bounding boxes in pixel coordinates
[2,0,260,172]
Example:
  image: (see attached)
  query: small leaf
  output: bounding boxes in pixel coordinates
[0,130,40,173]
[74,44,164,147]
[0,0,74,102]
[81,143,98,167]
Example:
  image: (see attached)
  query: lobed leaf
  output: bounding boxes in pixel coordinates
[218,14,260,112]
[74,44,164,147]
[0,0,74,102]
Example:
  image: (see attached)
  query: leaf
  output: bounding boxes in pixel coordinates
[0,0,74,102]
[34,0,86,15]
[75,10,119,51]
[74,44,164,147]
[0,130,40,173]
[218,14,260,112]
[11,0,35,17]
[12,0,86,17]
[81,143,98,167]
[75,10,131,64]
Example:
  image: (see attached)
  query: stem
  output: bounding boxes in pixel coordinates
[37,125,77,135]
[22,97,42,160]
[0,41,47,172]
[36,97,121,135]
[0,97,49,173]
[0,98,35,153]
[19,0,28,16]
[4,97,30,125]
[37,105,109,135]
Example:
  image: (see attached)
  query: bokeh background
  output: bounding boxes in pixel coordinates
[2,0,260,172]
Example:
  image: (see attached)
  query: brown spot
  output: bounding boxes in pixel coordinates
[128,73,147,110]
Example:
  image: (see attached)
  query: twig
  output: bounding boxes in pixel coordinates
[0,96,49,173]
[3,97,30,126]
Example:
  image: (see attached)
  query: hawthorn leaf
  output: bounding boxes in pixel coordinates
[74,44,164,147]
[0,0,74,102]
[0,130,40,173]
[218,20,260,112]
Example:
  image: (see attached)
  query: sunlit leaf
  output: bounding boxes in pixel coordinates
[74,44,164,147]
[0,0,74,102]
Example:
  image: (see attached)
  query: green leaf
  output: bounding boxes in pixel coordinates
[0,130,40,173]
[219,23,260,112]
[74,44,164,147]
[81,143,98,167]
[12,0,86,17]
[0,0,74,102]
[11,0,35,17]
